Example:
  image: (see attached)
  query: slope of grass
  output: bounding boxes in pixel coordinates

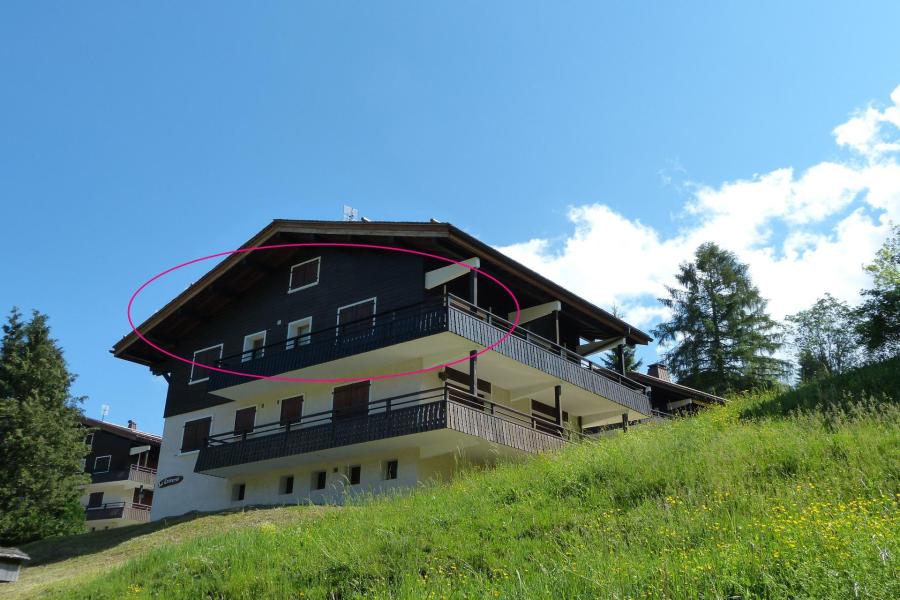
[742,356,900,418]
[22,374,900,599]
[9,506,329,599]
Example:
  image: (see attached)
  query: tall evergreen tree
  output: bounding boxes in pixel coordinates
[652,243,786,395]
[857,225,900,360]
[0,308,88,545]
[600,307,643,373]
[785,294,861,382]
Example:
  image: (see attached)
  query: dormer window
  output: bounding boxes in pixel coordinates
[288,257,320,293]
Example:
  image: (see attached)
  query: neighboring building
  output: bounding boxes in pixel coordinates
[0,547,29,584]
[81,417,160,530]
[111,220,663,519]
[628,363,725,413]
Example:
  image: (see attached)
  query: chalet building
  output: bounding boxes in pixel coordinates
[630,364,725,414]
[81,417,160,530]
[112,220,672,519]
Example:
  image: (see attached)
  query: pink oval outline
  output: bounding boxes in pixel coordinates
[127,242,521,383]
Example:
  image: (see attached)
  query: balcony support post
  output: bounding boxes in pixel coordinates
[618,343,626,375]
[469,271,478,310]
[468,350,477,396]
[554,385,562,428]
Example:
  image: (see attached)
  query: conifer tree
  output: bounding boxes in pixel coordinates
[600,307,643,373]
[652,243,786,395]
[0,308,88,545]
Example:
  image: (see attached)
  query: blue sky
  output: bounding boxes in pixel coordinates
[2,2,899,434]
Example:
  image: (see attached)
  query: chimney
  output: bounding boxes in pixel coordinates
[647,363,670,382]
[127,420,137,431]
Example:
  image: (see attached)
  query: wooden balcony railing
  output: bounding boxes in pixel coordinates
[90,464,157,487]
[85,502,151,522]
[204,293,651,415]
[207,298,448,391]
[195,386,574,473]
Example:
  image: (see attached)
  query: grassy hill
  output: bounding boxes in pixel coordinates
[15,360,900,599]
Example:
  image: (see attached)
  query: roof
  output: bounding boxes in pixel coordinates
[81,416,162,445]
[627,371,726,405]
[0,547,30,561]
[112,220,653,365]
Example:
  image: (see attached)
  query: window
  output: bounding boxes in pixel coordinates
[279,396,303,426]
[383,460,398,481]
[347,465,361,485]
[332,381,370,421]
[87,491,104,508]
[279,475,294,495]
[234,406,256,434]
[288,257,320,292]
[312,470,327,490]
[189,344,223,384]
[84,433,94,448]
[336,298,376,340]
[93,455,111,473]
[241,331,266,363]
[181,417,212,453]
[232,483,246,502]
[286,317,312,349]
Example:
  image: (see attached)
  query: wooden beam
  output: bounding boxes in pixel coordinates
[507,300,561,324]
[666,398,693,411]
[424,257,480,289]
[508,382,556,402]
[576,336,626,356]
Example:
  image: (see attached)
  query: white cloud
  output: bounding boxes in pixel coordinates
[498,85,900,335]
[833,85,900,160]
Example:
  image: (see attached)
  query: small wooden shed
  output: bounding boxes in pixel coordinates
[0,547,30,583]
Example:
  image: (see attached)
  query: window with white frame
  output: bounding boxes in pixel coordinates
[288,257,320,292]
[84,433,94,449]
[242,331,266,363]
[189,344,223,384]
[93,455,111,473]
[286,317,312,350]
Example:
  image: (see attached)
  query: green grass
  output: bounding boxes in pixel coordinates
[17,368,900,599]
[10,507,330,599]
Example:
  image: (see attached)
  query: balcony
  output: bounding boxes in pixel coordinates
[195,386,571,475]
[207,294,650,416]
[90,464,157,487]
[85,501,151,523]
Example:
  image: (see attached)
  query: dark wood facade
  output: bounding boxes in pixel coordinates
[160,247,426,417]
[82,417,161,483]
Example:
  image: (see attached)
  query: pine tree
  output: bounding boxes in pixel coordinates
[0,308,89,545]
[652,243,787,395]
[599,307,643,373]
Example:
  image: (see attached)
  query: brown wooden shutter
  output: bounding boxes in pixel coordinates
[234,407,256,433]
[181,417,211,452]
[280,396,303,425]
[333,381,370,421]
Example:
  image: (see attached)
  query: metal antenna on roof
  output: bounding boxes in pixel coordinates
[342,205,358,222]
[100,404,110,422]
